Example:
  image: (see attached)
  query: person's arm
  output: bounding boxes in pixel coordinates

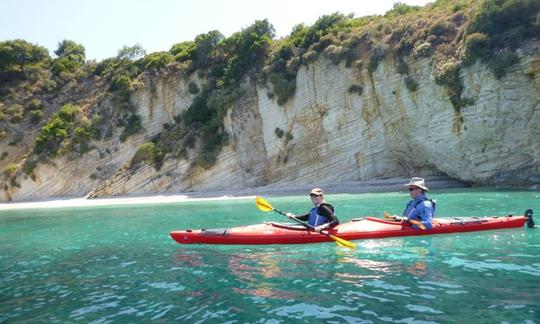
[287,212,309,221]
[316,204,339,228]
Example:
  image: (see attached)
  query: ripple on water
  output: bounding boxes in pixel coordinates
[270,303,360,321]
[406,304,444,314]
[69,292,126,320]
[147,281,185,292]
[444,257,540,276]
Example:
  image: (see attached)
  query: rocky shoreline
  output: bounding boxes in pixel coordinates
[0,176,470,211]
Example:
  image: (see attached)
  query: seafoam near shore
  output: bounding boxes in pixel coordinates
[0,176,468,211]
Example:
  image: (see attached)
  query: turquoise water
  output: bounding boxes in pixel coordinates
[1,188,539,323]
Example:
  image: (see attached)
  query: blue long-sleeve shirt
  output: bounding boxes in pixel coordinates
[402,194,435,230]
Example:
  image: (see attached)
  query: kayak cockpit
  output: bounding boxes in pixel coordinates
[265,222,309,231]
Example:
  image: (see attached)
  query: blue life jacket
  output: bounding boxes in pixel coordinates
[308,204,334,227]
[403,195,436,230]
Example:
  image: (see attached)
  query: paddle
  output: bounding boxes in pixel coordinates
[255,196,356,249]
[384,211,426,230]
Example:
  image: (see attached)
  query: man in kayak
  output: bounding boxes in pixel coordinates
[392,177,435,230]
[286,188,339,231]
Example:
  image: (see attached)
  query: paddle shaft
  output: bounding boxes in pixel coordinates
[272,207,334,238]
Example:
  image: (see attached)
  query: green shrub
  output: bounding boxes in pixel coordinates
[384,2,420,17]
[7,104,24,123]
[467,0,540,50]
[51,40,85,78]
[110,74,133,94]
[324,45,343,64]
[22,158,37,176]
[117,44,146,61]
[464,0,540,76]
[267,44,299,105]
[51,56,80,79]
[188,81,199,94]
[452,4,462,12]
[274,127,284,138]
[285,132,294,141]
[29,109,43,124]
[0,39,50,74]
[348,84,363,95]
[40,78,57,93]
[490,50,519,79]
[183,86,212,124]
[430,20,455,37]
[194,122,228,170]
[170,41,195,62]
[72,125,92,152]
[302,49,318,63]
[131,142,158,166]
[396,57,409,75]
[367,43,387,73]
[296,13,352,50]
[27,98,42,111]
[54,40,85,63]
[119,114,142,142]
[433,59,460,86]
[460,32,489,65]
[269,73,296,106]
[137,51,174,71]
[220,19,274,86]
[404,76,419,92]
[3,163,17,178]
[34,104,80,155]
[191,31,224,70]
[94,57,119,76]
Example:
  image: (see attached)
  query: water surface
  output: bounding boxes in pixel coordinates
[1,188,539,322]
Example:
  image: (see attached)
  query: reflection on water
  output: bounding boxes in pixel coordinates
[227,251,297,300]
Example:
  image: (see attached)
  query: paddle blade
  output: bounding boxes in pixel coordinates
[255,196,274,212]
[409,220,426,230]
[329,234,357,249]
[384,211,393,219]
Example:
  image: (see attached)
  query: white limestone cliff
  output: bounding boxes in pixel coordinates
[2,43,539,201]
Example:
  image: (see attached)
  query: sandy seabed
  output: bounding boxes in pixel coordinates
[0,176,468,211]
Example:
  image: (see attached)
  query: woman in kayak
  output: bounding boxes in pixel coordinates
[286,188,339,231]
[392,177,435,230]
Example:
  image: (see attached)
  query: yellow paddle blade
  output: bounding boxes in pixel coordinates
[384,211,392,219]
[409,220,426,230]
[255,196,274,212]
[329,234,357,249]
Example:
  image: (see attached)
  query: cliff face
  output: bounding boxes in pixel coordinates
[2,43,539,201]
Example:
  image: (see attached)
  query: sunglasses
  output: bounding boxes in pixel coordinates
[408,187,420,192]
[310,194,322,197]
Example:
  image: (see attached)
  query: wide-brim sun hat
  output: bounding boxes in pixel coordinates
[310,188,324,196]
[404,177,429,191]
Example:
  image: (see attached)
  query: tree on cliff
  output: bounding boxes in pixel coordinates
[51,40,86,78]
[0,39,50,75]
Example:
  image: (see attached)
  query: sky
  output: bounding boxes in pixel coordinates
[1,0,432,61]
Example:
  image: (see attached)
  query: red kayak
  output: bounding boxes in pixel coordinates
[170,210,534,245]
